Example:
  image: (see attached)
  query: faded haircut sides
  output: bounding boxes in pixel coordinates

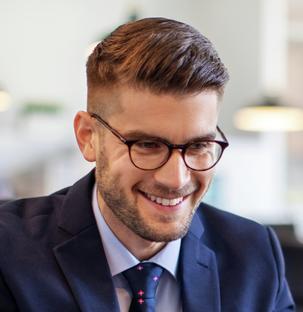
[86,17,229,112]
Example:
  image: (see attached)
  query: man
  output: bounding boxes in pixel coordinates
[0,17,294,311]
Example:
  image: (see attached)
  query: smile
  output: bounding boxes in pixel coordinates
[143,192,184,206]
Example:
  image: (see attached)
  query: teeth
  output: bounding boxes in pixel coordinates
[145,193,183,206]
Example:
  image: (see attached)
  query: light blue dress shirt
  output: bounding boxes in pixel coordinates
[92,184,182,312]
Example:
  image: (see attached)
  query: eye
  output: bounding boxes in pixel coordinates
[131,140,167,156]
[186,141,215,156]
[134,140,164,150]
[189,141,211,150]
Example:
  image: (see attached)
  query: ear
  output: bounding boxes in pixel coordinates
[74,111,97,162]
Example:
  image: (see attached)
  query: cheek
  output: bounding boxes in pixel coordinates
[109,155,145,188]
[107,140,132,166]
[196,171,214,193]
[100,141,131,174]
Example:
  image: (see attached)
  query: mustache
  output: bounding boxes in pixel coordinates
[137,182,198,198]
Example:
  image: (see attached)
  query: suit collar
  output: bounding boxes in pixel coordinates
[188,208,204,238]
[54,169,120,312]
[57,169,96,235]
[179,212,221,311]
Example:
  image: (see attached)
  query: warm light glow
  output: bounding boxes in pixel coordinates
[0,91,11,112]
[234,106,303,131]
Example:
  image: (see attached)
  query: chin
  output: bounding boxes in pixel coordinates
[132,220,191,242]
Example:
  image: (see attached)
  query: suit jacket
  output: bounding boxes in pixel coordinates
[0,170,295,312]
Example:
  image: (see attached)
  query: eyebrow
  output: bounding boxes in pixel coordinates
[122,129,217,143]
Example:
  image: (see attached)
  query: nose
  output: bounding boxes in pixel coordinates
[153,150,191,190]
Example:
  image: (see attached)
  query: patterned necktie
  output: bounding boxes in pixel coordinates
[123,262,164,312]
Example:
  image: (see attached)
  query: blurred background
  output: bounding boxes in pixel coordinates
[0,0,303,305]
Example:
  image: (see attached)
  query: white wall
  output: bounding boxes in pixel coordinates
[0,0,131,109]
[0,0,132,178]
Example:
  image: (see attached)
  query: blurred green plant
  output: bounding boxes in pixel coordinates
[20,101,63,116]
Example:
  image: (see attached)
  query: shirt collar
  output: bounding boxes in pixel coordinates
[92,183,181,279]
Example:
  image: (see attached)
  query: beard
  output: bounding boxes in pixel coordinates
[95,151,203,243]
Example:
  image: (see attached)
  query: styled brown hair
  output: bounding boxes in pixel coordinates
[86,17,229,111]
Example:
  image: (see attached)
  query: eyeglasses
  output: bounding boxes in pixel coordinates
[90,112,229,171]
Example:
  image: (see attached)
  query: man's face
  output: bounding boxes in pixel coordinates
[93,87,219,242]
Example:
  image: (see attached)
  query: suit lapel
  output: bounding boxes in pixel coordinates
[54,226,119,312]
[53,170,120,312]
[180,213,221,312]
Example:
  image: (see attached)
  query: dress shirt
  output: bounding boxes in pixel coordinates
[92,184,182,312]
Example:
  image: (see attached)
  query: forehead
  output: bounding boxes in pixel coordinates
[106,87,219,141]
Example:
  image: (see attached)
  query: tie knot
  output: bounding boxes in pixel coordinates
[123,262,163,310]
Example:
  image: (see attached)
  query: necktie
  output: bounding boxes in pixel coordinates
[123,262,164,312]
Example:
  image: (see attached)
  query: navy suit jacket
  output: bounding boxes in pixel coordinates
[0,170,295,311]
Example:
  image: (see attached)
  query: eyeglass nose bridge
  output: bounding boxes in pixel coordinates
[158,143,190,170]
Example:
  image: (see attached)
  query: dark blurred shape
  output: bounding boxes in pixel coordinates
[271,224,303,311]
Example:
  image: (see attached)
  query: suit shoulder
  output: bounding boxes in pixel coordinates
[197,202,269,243]
[194,205,294,310]
[196,202,283,278]
[0,186,70,223]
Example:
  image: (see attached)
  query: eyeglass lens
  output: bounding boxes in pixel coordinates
[129,140,223,170]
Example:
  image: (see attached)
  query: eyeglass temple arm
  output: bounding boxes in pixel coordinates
[216,126,229,145]
[90,113,127,143]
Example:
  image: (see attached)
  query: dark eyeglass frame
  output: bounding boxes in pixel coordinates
[90,112,229,171]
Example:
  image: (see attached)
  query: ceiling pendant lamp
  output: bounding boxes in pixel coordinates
[234,97,303,132]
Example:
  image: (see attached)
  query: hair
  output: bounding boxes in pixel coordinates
[86,17,229,113]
